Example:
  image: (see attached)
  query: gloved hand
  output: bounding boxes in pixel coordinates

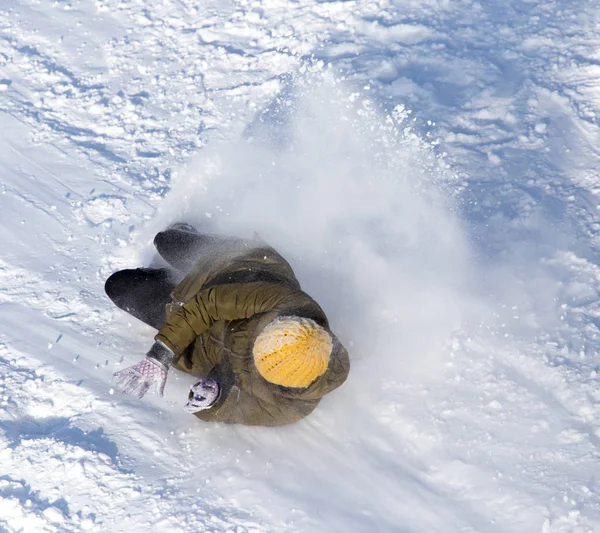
[183,378,220,413]
[113,342,174,399]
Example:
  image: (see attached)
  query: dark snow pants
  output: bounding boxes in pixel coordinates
[105,225,239,330]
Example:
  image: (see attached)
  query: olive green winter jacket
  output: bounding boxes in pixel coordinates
[155,240,350,426]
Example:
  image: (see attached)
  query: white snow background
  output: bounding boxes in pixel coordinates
[1,0,600,532]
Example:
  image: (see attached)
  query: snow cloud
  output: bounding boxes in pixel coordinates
[129,71,479,528]
[146,70,473,391]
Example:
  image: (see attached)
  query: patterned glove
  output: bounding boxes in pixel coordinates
[113,342,174,399]
[183,378,220,413]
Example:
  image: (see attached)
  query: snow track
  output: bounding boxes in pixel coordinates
[1,0,600,532]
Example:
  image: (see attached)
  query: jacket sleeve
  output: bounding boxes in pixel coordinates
[155,282,296,355]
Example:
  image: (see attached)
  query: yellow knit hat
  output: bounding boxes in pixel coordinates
[253,317,333,388]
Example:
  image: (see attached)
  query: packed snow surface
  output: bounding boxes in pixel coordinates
[1,0,600,532]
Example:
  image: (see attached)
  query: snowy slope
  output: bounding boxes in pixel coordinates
[1,0,600,532]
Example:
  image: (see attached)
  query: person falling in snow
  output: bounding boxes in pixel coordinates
[105,224,350,426]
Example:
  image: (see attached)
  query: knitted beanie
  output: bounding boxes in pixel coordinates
[253,317,332,388]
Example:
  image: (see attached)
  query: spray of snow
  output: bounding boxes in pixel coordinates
[141,70,472,380]
[121,71,483,530]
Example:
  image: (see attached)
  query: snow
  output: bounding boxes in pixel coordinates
[1,0,600,531]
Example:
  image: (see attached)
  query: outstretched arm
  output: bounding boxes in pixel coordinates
[113,282,297,401]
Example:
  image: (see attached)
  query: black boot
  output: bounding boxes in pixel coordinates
[167,222,199,234]
[105,268,175,330]
[154,226,247,274]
